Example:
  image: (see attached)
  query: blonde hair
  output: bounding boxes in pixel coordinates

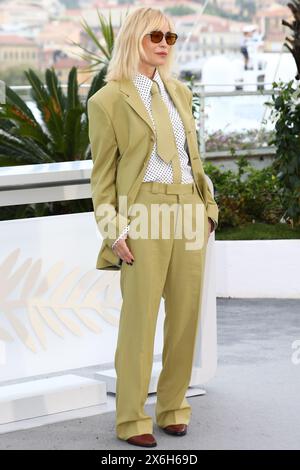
[105,7,177,83]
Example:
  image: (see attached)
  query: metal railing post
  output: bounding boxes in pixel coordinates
[198,83,206,160]
[0,80,5,104]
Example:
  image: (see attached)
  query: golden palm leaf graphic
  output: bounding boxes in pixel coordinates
[0,248,122,353]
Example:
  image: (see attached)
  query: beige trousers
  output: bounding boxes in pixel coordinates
[114,180,209,440]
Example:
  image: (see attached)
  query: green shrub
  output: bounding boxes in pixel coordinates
[204,155,285,228]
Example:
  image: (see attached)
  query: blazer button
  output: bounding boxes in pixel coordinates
[150,135,155,141]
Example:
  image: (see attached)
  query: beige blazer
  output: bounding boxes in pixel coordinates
[87,75,219,270]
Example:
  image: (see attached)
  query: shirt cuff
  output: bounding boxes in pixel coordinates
[111,224,130,249]
[208,217,217,231]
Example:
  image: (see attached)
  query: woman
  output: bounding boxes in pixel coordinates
[88,7,219,448]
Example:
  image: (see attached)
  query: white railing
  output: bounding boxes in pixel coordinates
[5,80,280,161]
[0,160,92,207]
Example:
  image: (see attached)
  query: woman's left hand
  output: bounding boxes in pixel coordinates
[208,217,214,237]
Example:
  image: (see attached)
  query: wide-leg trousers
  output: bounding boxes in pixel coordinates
[114,180,209,440]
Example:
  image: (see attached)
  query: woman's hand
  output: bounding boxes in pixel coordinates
[112,238,135,265]
[208,217,215,237]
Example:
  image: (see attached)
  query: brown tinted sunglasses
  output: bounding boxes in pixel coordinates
[145,30,178,45]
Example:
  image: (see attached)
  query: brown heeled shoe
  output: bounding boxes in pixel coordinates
[126,433,157,447]
[160,424,187,436]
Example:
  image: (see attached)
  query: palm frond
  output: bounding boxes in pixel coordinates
[0,131,53,164]
[87,67,107,102]
[67,67,80,110]
[25,68,66,151]
[63,108,83,160]
[45,67,66,113]
[3,85,38,125]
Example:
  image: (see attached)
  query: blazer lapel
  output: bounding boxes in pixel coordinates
[119,75,192,137]
[119,78,155,135]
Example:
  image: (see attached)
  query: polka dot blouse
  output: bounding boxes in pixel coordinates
[134,67,194,185]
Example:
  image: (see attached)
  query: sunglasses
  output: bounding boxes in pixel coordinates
[145,30,178,46]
